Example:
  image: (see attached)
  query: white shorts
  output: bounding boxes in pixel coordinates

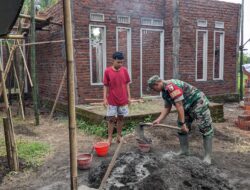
[106,105,129,117]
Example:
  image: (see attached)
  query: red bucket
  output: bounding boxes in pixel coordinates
[77,153,93,169]
[138,143,151,153]
[94,142,109,157]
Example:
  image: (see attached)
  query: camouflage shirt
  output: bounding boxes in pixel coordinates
[162,79,209,112]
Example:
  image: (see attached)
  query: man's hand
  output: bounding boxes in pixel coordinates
[103,99,108,107]
[152,118,161,126]
[180,124,189,134]
[128,98,131,106]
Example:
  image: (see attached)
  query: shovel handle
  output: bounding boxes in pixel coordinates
[143,122,180,130]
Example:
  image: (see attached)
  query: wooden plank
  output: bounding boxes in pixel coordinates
[49,68,66,119]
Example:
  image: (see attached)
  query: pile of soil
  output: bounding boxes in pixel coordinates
[89,152,235,190]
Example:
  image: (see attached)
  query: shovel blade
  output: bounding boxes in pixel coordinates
[135,124,152,144]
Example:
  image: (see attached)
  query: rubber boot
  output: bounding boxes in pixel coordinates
[203,135,213,165]
[176,134,189,156]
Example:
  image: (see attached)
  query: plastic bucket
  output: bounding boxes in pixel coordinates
[138,143,151,153]
[94,142,109,157]
[77,153,93,169]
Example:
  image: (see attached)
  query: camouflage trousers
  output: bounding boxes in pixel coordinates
[178,97,213,136]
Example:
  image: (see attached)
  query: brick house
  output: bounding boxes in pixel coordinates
[36,0,241,105]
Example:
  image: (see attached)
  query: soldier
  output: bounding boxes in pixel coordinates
[147,75,213,164]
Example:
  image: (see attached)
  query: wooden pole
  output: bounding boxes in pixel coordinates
[49,68,67,120]
[13,65,25,120]
[240,0,244,100]
[63,0,78,189]
[99,139,124,190]
[0,61,19,171]
[30,0,40,125]
[0,35,24,39]
[3,117,12,168]
[17,40,33,87]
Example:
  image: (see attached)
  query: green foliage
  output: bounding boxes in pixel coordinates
[0,138,50,167]
[22,0,59,13]
[77,120,108,137]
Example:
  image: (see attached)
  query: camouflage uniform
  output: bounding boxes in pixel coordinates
[162,79,213,136]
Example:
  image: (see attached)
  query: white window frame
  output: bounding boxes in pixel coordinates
[117,15,130,24]
[89,24,107,85]
[215,21,224,29]
[141,18,164,27]
[140,28,165,97]
[116,27,132,80]
[90,13,105,22]
[213,31,225,80]
[197,19,207,27]
[195,30,208,81]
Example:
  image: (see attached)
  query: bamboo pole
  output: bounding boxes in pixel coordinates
[3,117,12,168]
[0,35,24,39]
[239,0,244,100]
[63,0,78,189]
[30,0,40,125]
[0,61,19,171]
[15,38,88,47]
[16,40,33,87]
[49,68,67,120]
[13,65,25,120]
[99,139,124,190]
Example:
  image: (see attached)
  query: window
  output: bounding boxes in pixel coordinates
[141,18,164,26]
[116,27,132,78]
[213,31,224,80]
[117,15,130,24]
[90,13,104,22]
[215,21,224,29]
[196,30,208,81]
[197,19,207,27]
[89,25,106,85]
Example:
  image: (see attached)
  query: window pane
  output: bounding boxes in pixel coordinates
[196,31,207,80]
[90,26,105,84]
[214,32,224,79]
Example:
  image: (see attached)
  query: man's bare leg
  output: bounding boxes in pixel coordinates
[108,117,116,144]
[116,115,124,143]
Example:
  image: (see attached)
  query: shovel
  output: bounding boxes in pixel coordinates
[135,122,180,144]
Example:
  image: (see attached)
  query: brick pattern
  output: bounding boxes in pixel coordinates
[36,0,240,104]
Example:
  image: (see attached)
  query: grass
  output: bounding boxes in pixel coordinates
[77,115,153,138]
[0,137,50,167]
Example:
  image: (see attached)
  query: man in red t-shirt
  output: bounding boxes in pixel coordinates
[103,52,131,144]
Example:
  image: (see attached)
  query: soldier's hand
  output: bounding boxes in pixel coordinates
[181,124,189,134]
[152,119,161,126]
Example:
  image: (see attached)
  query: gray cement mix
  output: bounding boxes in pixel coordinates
[88,151,235,190]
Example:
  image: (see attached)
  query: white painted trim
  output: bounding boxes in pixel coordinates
[215,21,224,29]
[140,28,165,97]
[117,15,130,24]
[197,19,207,27]
[213,31,225,80]
[90,13,105,22]
[116,27,132,80]
[89,24,107,86]
[195,30,208,81]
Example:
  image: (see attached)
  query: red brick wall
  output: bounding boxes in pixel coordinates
[36,0,240,104]
[179,0,240,95]
[73,0,166,104]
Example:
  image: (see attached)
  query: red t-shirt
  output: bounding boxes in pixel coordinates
[103,66,130,106]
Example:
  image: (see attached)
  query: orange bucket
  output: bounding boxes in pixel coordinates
[94,142,109,157]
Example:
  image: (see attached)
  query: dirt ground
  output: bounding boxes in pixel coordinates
[0,102,250,190]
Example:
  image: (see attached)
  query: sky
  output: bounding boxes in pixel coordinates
[218,0,250,55]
